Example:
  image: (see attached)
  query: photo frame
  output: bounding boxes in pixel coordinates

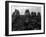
[5,1,45,36]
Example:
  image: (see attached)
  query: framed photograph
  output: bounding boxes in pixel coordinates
[5,1,45,36]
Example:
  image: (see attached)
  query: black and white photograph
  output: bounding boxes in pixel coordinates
[12,5,41,31]
[5,1,45,36]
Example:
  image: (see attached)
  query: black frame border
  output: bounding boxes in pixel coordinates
[5,1,45,36]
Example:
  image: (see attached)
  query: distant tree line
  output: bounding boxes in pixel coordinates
[12,9,41,31]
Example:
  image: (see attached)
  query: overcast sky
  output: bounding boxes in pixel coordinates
[11,5,41,15]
